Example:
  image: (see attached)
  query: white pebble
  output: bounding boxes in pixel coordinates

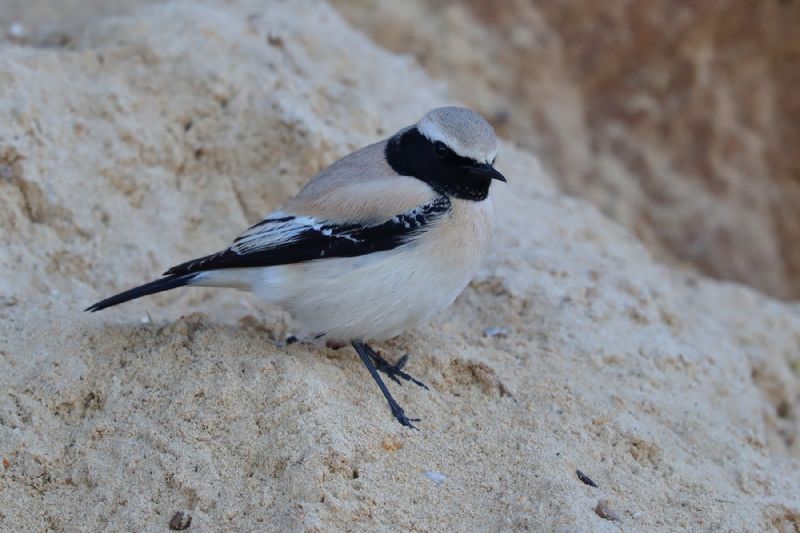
[423,470,446,485]
[483,326,509,338]
[9,22,25,39]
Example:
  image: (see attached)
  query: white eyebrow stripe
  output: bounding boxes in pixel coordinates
[417,117,497,164]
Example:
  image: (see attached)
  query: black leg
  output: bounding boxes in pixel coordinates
[360,344,428,389]
[352,341,420,429]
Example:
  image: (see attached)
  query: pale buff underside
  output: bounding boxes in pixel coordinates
[202,196,494,341]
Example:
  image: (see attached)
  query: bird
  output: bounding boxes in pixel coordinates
[86,106,506,428]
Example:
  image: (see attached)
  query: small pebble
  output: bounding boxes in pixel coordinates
[8,22,26,41]
[594,499,620,521]
[423,470,446,486]
[381,435,403,452]
[169,511,192,530]
[482,326,509,338]
[576,469,598,487]
[325,339,346,350]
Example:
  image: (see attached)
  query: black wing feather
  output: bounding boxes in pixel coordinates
[85,273,195,312]
[164,196,451,276]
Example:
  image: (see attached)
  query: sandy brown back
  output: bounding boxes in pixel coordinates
[282,139,436,224]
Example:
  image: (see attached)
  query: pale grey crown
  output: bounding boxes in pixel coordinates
[416,106,499,164]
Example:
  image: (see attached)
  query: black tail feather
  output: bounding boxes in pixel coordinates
[85,274,197,312]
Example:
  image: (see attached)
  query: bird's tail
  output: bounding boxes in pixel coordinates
[85,273,199,312]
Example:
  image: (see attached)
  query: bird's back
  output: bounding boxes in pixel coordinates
[283,139,437,224]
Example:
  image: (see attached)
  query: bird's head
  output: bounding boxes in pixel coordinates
[385,107,506,201]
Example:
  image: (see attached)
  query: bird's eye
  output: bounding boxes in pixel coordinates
[433,141,450,158]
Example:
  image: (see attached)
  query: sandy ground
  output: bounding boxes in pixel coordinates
[0,1,799,531]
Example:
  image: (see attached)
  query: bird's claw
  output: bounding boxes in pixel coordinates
[391,405,420,430]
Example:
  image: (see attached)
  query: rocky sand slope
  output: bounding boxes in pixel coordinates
[1,1,798,531]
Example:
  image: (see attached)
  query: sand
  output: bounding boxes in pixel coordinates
[0,1,798,531]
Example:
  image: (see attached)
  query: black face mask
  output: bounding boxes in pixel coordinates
[385,128,506,201]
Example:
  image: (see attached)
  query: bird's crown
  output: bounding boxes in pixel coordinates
[417,106,498,165]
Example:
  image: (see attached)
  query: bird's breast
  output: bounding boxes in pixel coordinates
[427,195,494,262]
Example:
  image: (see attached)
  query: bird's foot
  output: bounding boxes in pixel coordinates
[390,403,420,430]
[352,341,424,429]
[371,353,429,389]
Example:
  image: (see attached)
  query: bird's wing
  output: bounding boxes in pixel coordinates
[163,195,451,276]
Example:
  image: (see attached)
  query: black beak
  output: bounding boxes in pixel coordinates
[467,162,507,182]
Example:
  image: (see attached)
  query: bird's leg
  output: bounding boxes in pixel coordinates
[352,341,420,429]
[360,343,428,389]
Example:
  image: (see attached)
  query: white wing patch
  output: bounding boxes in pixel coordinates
[232,212,319,254]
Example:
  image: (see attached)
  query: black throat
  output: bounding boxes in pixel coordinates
[384,127,493,201]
